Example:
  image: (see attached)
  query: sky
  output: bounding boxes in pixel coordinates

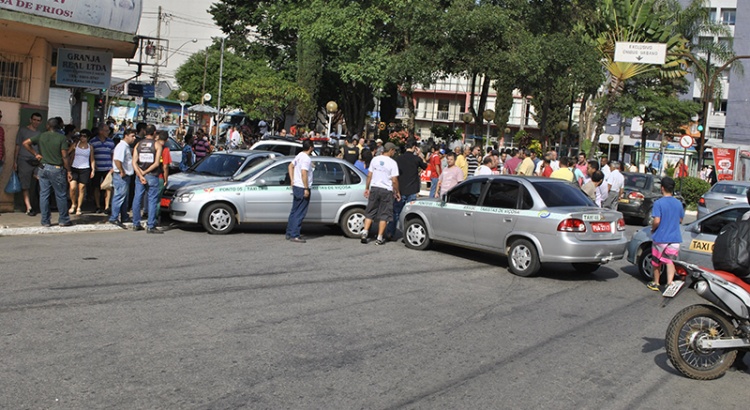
[111,0,224,87]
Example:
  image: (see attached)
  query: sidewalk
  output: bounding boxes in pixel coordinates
[0,210,131,237]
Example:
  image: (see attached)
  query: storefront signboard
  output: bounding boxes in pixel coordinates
[56,48,112,88]
[0,0,142,35]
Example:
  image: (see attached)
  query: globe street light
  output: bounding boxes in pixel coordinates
[607,134,614,161]
[178,90,189,126]
[483,109,495,149]
[461,113,472,144]
[326,101,338,139]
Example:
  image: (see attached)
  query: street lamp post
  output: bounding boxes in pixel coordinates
[482,109,495,149]
[326,101,338,139]
[178,91,189,126]
[461,113,472,145]
[215,37,225,147]
[607,135,614,160]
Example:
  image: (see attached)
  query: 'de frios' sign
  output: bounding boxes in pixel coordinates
[56,48,112,88]
[0,0,142,35]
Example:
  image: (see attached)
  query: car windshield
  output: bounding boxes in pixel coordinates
[234,158,277,180]
[531,181,595,207]
[624,174,649,189]
[711,183,749,196]
[190,154,246,177]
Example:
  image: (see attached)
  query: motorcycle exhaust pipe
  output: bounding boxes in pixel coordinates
[695,281,734,314]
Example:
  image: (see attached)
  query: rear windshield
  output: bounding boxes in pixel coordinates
[531,181,595,207]
[191,154,247,177]
[624,174,649,189]
[711,183,749,196]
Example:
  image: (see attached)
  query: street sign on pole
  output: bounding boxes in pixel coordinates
[679,135,694,149]
[614,42,667,65]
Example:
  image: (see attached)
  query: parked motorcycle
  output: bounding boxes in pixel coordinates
[663,260,750,380]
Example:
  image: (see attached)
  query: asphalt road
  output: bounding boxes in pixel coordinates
[4,216,748,410]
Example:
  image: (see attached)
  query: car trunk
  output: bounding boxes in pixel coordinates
[554,207,624,241]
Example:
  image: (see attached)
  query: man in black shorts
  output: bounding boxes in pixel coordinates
[361,142,400,245]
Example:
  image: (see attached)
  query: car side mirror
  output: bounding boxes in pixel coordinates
[255,179,266,187]
[690,224,701,234]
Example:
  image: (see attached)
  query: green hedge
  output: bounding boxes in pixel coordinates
[675,176,710,207]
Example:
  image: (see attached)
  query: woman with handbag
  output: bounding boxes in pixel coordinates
[68,130,95,215]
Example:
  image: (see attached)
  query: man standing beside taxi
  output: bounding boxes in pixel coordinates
[647,177,684,291]
[286,140,315,243]
[362,142,400,246]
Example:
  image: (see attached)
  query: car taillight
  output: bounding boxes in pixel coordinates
[628,192,645,200]
[558,219,586,232]
[698,197,705,207]
[617,218,626,231]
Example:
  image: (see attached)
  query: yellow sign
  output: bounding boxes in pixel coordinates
[378,122,386,131]
[689,240,714,253]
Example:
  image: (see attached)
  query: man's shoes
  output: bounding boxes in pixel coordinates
[646,281,660,291]
[26,210,37,217]
[104,208,111,215]
[360,231,369,244]
[59,221,75,227]
[289,237,306,243]
[41,223,51,228]
[95,208,103,214]
[147,228,163,234]
[133,224,145,232]
[109,220,126,229]
[375,238,386,245]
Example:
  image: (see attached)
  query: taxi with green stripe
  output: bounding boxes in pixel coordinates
[170,157,368,237]
[399,175,627,277]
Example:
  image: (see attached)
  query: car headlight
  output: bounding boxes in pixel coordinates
[175,192,194,203]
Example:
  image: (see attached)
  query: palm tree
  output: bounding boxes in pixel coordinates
[587,0,691,158]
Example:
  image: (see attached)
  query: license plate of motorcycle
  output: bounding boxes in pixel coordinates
[662,281,685,298]
[591,222,611,233]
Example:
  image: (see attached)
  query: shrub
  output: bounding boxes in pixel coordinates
[675,176,710,207]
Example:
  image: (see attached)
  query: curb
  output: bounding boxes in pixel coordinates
[0,222,133,237]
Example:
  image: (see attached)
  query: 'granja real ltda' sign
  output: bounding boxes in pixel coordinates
[0,0,142,35]
[56,48,113,88]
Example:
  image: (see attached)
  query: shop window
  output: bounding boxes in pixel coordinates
[0,53,29,101]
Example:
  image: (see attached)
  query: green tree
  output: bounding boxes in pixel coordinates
[225,75,311,128]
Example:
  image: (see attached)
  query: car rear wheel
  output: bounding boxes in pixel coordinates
[636,244,655,281]
[340,208,366,238]
[404,218,431,250]
[572,263,600,274]
[201,203,236,235]
[508,239,540,277]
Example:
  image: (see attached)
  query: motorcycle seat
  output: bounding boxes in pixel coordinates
[702,266,750,294]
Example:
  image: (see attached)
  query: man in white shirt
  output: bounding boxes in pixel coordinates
[600,156,611,178]
[108,129,136,228]
[548,150,560,171]
[362,142,400,245]
[229,126,241,149]
[285,140,314,243]
[602,161,624,209]
[474,156,494,176]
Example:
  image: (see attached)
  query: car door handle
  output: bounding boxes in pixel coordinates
[724,196,736,200]
[464,212,472,216]
[504,218,513,223]
[338,193,346,196]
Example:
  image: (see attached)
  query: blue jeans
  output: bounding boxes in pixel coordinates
[132,174,160,229]
[38,166,70,226]
[429,177,439,198]
[109,173,131,223]
[387,193,417,238]
[285,186,310,238]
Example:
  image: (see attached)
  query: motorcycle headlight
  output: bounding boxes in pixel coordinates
[175,192,194,203]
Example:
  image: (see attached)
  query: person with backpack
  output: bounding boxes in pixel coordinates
[647,177,685,291]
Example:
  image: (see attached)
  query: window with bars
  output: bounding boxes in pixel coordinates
[0,54,29,101]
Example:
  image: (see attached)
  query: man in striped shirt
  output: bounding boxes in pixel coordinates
[90,123,115,214]
[192,130,211,162]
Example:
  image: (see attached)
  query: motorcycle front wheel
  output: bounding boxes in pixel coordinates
[665,304,738,380]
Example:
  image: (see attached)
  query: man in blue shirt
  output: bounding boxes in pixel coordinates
[648,177,685,291]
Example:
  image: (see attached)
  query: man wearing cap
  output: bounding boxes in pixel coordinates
[375,139,384,156]
[362,142,400,245]
[647,177,684,291]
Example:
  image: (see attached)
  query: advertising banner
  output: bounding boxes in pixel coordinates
[56,48,112,88]
[712,148,737,181]
[0,0,142,35]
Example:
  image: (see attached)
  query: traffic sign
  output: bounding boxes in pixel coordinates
[679,135,694,149]
[614,42,667,65]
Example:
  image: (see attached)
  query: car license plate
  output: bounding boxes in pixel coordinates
[662,281,685,298]
[619,199,630,203]
[591,222,611,233]
[160,198,171,208]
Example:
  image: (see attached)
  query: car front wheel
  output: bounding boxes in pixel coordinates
[201,203,236,234]
[508,239,541,277]
[404,218,431,250]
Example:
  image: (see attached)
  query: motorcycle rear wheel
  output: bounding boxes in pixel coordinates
[665,304,737,380]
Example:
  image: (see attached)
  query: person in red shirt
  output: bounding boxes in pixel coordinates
[427,147,443,198]
[674,158,688,178]
[541,157,553,177]
[155,131,172,222]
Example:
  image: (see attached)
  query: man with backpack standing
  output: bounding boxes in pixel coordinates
[647,177,684,291]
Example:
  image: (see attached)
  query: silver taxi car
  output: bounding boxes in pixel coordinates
[399,176,628,277]
[627,204,750,281]
[170,157,368,236]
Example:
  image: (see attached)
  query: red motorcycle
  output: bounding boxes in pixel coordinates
[663,260,750,380]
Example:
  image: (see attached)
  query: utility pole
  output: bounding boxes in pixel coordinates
[153,6,162,86]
